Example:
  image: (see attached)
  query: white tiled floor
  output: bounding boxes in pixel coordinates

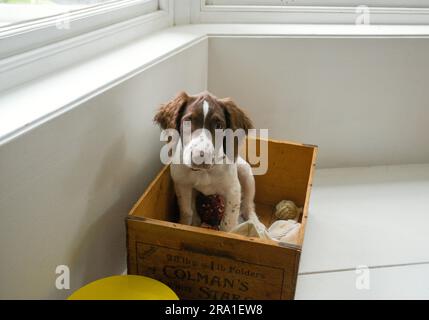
[295,164,429,299]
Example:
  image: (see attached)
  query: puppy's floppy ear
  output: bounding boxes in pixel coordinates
[219,97,254,162]
[218,98,253,133]
[154,91,188,130]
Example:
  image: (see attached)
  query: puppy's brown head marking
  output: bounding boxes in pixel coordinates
[153,91,189,130]
[218,97,253,132]
[154,91,253,168]
[154,91,253,135]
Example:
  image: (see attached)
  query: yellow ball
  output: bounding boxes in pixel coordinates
[68,275,178,300]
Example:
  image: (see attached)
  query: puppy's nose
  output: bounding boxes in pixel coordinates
[199,150,204,158]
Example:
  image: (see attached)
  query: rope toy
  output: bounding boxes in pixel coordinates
[196,193,225,230]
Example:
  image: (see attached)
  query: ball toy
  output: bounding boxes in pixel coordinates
[274,200,302,221]
[67,275,178,300]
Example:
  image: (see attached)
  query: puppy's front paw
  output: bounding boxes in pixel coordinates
[179,214,193,225]
[191,213,201,226]
[220,217,238,232]
[240,210,258,222]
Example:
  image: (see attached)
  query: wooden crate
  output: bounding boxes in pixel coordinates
[126,138,317,300]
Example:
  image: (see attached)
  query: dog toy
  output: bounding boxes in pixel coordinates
[196,193,225,230]
[274,200,302,221]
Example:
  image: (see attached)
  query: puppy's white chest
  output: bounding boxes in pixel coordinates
[194,173,222,195]
[171,164,236,196]
[193,171,214,187]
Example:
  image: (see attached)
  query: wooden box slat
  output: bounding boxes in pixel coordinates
[126,138,317,300]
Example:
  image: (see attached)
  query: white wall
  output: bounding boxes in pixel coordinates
[3,34,429,299]
[208,37,429,168]
[0,39,207,299]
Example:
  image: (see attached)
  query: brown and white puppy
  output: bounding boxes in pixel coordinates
[154,91,257,231]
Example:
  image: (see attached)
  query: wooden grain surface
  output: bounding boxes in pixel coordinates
[127,138,317,299]
[127,217,300,299]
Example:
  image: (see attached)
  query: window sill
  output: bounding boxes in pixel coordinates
[1,23,429,146]
[0,27,204,145]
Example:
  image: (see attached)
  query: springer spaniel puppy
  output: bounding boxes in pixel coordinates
[154,91,257,232]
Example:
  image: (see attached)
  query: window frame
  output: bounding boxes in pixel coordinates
[205,0,429,7]
[192,0,429,24]
[0,0,170,59]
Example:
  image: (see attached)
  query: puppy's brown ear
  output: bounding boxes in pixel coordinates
[219,98,253,133]
[219,98,253,162]
[154,92,188,130]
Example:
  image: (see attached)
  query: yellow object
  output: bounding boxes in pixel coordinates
[68,275,178,300]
